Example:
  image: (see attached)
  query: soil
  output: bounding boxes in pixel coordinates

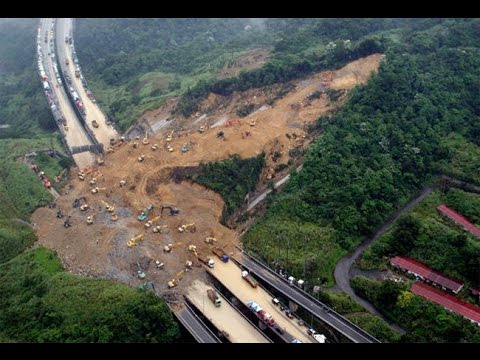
[32,54,383,302]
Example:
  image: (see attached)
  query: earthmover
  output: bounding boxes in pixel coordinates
[152,224,169,233]
[166,130,174,142]
[161,205,179,216]
[167,269,185,288]
[101,200,115,213]
[163,242,183,253]
[142,130,149,145]
[178,223,196,233]
[138,204,153,221]
[144,215,161,228]
[127,233,145,248]
[205,237,217,245]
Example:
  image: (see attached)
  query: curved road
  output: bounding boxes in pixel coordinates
[333,186,433,334]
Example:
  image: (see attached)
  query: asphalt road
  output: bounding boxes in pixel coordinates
[237,252,380,343]
[174,303,221,343]
[333,186,433,335]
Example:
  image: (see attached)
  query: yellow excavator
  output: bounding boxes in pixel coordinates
[127,233,145,248]
[205,237,217,245]
[86,214,95,225]
[144,215,161,229]
[152,224,169,233]
[178,223,196,233]
[168,269,185,288]
[166,130,174,142]
[101,200,115,213]
[142,130,149,145]
[91,187,107,194]
[163,242,183,253]
[188,244,198,257]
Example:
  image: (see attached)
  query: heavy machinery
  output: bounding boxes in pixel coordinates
[151,144,158,151]
[56,209,64,218]
[241,270,258,288]
[155,260,164,269]
[185,260,193,269]
[72,197,87,208]
[119,180,126,187]
[166,130,174,142]
[152,224,168,233]
[197,254,215,268]
[212,247,229,263]
[144,215,161,228]
[127,233,145,248]
[205,237,217,245]
[96,157,104,166]
[163,242,183,253]
[142,130,149,145]
[249,119,256,126]
[181,144,189,153]
[216,131,224,139]
[111,213,118,221]
[168,270,185,288]
[89,177,97,186]
[92,120,99,128]
[78,171,86,181]
[86,215,94,225]
[63,216,72,228]
[178,223,196,233]
[166,144,173,152]
[101,200,115,213]
[207,289,222,307]
[188,244,198,256]
[198,122,207,134]
[138,204,153,221]
[161,206,179,216]
[91,187,106,194]
[138,154,146,162]
[137,262,146,279]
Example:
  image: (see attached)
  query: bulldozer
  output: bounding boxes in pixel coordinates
[161,206,179,216]
[144,215,161,228]
[205,237,217,245]
[127,233,145,248]
[91,187,106,194]
[163,242,183,253]
[101,200,115,213]
[166,130,174,142]
[168,270,185,288]
[138,204,154,221]
[178,223,196,233]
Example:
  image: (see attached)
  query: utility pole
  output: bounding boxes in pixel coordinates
[277,234,281,270]
[286,236,290,270]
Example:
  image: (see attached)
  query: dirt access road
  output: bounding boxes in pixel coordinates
[32,54,383,312]
[56,18,118,149]
[40,18,94,169]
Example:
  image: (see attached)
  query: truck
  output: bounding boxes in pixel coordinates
[246,300,275,326]
[308,328,327,343]
[212,247,229,263]
[65,58,69,66]
[198,255,215,268]
[207,289,221,307]
[241,270,258,288]
[92,120,99,128]
[75,69,80,78]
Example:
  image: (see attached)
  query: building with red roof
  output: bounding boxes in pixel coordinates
[437,204,480,238]
[390,256,464,294]
[411,282,480,326]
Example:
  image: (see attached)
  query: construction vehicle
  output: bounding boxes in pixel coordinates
[163,242,183,253]
[185,260,193,269]
[198,122,207,134]
[75,69,80,78]
[138,204,153,221]
[138,154,146,162]
[212,247,229,263]
[188,244,198,256]
[241,270,258,288]
[152,224,168,233]
[207,289,222,307]
[86,215,94,225]
[63,216,72,228]
[205,237,217,245]
[92,120,99,128]
[181,144,189,153]
[78,171,86,181]
[155,260,164,269]
[249,119,256,126]
[96,157,104,166]
[144,215,161,228]
[119,180,126,187]
[101,200,115,213]
[166,144,173,152]
[197,255,215,268]
[132,141,139,149]
[168,270,185,288]
[166,130,174,142]
[65,58,69,66]
[56,209,64,218]
[111,213,118,221]
[127,233,145,248]
[308,328,327,343]
[89,177,97,186]
[91,187,106,194]
[142,131,149,145]
[137,262,146,279]
[151,144,158,151]
[161,206,179,216]
[216,131,224,139]
[178,223,196,233]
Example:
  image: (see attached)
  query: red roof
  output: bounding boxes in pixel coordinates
[390,256,464,293]
[437,204,480,238]
[411,282,480,324]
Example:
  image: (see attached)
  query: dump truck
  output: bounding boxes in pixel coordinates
[207,289,222,307]
[212,248,229,263]
[241,270,258,288]
[198,255,215,268]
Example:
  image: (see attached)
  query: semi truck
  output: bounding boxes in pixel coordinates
[212,247,229,263]
[241,270,258,288]
[207,289,221,307]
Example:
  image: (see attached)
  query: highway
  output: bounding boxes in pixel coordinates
[56,18,118,148]
[173,302,221,343]
[236,251,380,343]
[38,18,94,169]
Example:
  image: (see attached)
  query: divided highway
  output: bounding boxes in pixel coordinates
[174,302,221,343]
[237,251,380,343]
[38,18,95,169]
